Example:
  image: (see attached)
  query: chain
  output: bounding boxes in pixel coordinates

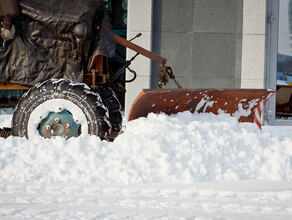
[158,66,182,89]
[172,75,182,89]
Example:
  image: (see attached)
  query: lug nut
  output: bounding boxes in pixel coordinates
[65,123,70,128]
[46,125,51,130]
[54,118,60,123]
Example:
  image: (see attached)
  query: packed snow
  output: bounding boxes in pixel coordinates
[1,111,292,219]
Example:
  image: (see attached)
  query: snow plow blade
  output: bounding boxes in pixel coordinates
[128,89,276,129]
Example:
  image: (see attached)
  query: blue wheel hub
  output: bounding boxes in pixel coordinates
[39,110,80,139]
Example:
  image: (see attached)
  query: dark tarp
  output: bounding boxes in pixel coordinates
[0,0,115,85]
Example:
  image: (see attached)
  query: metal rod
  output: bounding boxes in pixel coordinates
[129,33,142,42]
[113,33,167,65]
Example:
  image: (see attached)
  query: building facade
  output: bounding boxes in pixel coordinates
[125,0,292,126]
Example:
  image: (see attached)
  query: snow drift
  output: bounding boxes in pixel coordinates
[0,112,292,184]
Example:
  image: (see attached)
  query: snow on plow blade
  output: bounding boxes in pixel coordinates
[128,89,276,129]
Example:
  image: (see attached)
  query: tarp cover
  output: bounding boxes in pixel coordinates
[0,0,115,85]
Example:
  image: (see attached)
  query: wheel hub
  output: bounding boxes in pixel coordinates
[39,110,80,139]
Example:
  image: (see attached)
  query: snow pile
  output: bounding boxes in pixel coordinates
[0,112,292,184]
[0,114,12,128]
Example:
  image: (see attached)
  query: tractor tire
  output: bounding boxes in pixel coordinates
[12,79,111,140]
[96,87,122,141]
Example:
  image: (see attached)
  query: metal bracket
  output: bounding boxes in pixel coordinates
[95,69,108,85]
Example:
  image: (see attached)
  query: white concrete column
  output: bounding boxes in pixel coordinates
[124,0,153,118]
[241,0,267,88]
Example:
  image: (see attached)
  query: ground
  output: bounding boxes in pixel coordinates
[0,112,292,219]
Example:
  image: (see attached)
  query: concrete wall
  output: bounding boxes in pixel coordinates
[241,0,267,89]
[152,0,243,89]
[125,0,153,117]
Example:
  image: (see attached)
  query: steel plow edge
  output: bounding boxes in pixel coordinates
[128,89,276,129]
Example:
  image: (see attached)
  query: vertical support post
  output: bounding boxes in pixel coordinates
[125,0,154,117]
[95,55,104,75]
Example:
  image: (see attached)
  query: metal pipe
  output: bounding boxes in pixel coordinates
[113,33,167,65]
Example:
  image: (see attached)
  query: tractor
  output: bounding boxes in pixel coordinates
[0,0,275,140]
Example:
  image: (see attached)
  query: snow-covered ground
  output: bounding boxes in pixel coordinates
[1,112,292,219]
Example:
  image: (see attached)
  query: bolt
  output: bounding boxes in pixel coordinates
[46,125,51,130]
[65,123,70,128]
[55,118,60,123]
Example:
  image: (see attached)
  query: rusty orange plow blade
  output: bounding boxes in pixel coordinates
[128,89,276,129]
